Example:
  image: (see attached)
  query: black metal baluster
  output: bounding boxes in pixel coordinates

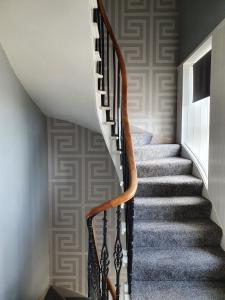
[120,127,125,174]
[122,142,134,295]
[87,218,101,299]
[126,199,134,295]
[106,32,110,107]
[94,9,100,52]
[119,82,124,166]
[113,206,123,300]
[93,8,98,23]
[124,143,129,190]
[94,10,98,54]
[111,47,117,136]
[106,32,111,120]
[100,211,109,300]
[116,64,121,151]
[100,16,105,106]
[95,8,102,89]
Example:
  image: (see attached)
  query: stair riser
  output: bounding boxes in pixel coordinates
[134,146,180,161]
[136,183,203,197]
[132,133,152,147]
[137,162,192,178]
[133,229,222,248]
[134,204,211,221]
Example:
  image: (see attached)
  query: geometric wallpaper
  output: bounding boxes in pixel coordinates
[48,119,120,294]
[104,0,179,143]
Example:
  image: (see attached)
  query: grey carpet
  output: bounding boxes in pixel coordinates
[134,144,180,161]
[137,157,192,177]
[132,137,225,299]
[133,220,222,248]
[132,281,225,300]
[131,126,153,147]
[134,197,211,221]
[133,247,225,281]
[136,175,203,197]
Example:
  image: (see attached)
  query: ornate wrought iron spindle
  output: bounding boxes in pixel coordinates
[87,218,101,299]
[113,206,123,300]
[100,211,110,300]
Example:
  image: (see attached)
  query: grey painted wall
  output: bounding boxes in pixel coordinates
[0,45,49,299]
[180,0,225,62]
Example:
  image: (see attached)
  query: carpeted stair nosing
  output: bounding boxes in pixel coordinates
[132,281,225,300]
[134,196,211,220]
[136,175,203,197]
[133,219,222,248]
[133,247,225,281]
[134,144,180,161]
[136,157,192,177]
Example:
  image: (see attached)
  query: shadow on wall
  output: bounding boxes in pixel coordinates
[0,44,49,299]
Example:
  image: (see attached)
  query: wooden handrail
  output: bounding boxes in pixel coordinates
[86,0,137,220]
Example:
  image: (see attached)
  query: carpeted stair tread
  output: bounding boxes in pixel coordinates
[132,281,225,300]
[133,247,225,281]
[134,196,211,220]
[132,141,225,298]
[130,126,153,147]
[137,157,192,177]
[134,144,180,161]
[133,219,222,248]
[136,175,203,197]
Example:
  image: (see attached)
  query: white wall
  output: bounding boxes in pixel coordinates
[178,19,225,249]
[208,21,225,249]
[180,38,212,185]
[0,45,49,299]
[0,0,100,133]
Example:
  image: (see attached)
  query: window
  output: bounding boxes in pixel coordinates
[193,51,211,102]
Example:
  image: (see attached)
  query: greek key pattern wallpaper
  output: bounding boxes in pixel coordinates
[104,0,179,143]
[48,119,121,294]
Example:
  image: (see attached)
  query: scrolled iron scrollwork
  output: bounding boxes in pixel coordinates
[87,218,101,300]
[113,206,123,299]
[100,211,110,300]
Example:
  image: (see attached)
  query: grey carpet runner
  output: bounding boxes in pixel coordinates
[131,128,225,300]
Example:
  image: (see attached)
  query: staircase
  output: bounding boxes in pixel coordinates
[132,131,225,299]
[1,0,225,299]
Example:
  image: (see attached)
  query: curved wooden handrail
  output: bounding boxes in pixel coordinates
[86,0,137,220]
[86,1,137,299]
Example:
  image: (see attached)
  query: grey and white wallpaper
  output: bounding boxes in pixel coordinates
[48,119,120,294]
[105,0,179,143]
